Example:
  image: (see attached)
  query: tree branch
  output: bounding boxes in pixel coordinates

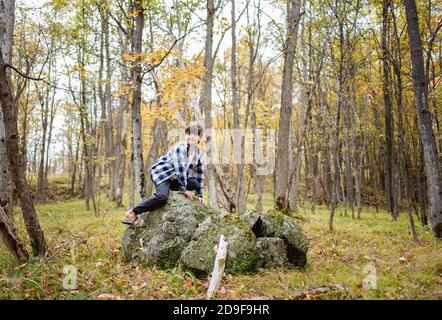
[5,63,45,82]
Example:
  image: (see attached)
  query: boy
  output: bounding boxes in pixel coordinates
[122,122,205,225]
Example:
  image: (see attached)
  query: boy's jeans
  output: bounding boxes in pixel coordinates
[132,177,199,215]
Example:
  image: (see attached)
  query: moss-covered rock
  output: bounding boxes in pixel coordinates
[278,214,310,267]
[122,193,309,274]
[255,237,290,268]
[179,213,258,275]
[242,210,310,268]
[122,192,216,267]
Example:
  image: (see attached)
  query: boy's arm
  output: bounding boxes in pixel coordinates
[195,153,204,198]
[172,144,188,192]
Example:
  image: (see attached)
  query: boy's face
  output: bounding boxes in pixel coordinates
[186,133,200,145]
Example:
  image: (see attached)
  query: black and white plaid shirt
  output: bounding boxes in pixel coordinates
[150,141,204,197]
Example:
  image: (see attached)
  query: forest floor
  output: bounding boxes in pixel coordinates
[0,176,441,300]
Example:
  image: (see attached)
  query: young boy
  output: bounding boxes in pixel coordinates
[122,122,205,225]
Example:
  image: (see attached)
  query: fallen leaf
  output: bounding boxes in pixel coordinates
[97,293,122,300]
[398,256,408,263]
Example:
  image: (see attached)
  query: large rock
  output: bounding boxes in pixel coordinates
[122,192,310,274]
[255,237,289,268]
[242,210,310,267]
[179,214,258,275]
[122,192,217,268]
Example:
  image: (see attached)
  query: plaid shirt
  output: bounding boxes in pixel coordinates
[150,141,204,197]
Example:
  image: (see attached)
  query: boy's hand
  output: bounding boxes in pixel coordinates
[183,190,195,200]
[197,197,205,205]
[124,209,136,220]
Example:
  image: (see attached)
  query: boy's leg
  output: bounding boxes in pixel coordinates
[131,179,171,215]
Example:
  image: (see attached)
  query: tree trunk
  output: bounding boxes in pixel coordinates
[382,0,396,220]
[404,0,442,238]
[44,93,56,191]
[131,0,146,201]
[0,0,15,218]
[19,83,32,174]
[104,11,115,201]
[199,0,218,208]
[70,129,80,197]
[0,60,47,256]
[274,0,301,211]
[0,109,9,216]
[115,28,130,207]
[98,9,115,200]
[115,112,127,207]
[417,137,428,225]
[356,91,368,219]
[0,206,28,263]
[328,134,338,231]
[390,2,417,240]
[251,110,264,212]
[230,0,247,213]
[0,0,47,255]
[77,55,97,215]
[36,86,49,202]
[129,151,135,208]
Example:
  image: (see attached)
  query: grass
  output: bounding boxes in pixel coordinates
[0,179,441,300]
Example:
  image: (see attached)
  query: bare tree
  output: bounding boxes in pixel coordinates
[199,0,218,207]
[404,0,442,239]
[391,1,418,240]
[274,0,301,211]
[0,0,47,255]
[381,0,397,220]
[230,0,247,213]
[114,25,130,207]
[98,7,116,201]
[131,0,146,201]
[0,0,14,217]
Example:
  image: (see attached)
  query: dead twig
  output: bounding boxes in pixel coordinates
[292,284,347,299]
[206,235,228,300]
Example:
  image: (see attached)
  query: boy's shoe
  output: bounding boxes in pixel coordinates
[121,218,139,226]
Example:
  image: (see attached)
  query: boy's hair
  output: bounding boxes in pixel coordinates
[185,122,203,137]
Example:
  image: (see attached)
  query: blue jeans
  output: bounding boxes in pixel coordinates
[132,177,199,215]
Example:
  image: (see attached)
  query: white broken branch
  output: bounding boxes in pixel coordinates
[206,235,228,300]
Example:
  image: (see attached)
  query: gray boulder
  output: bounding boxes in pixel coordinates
[122,192,310,274]
[179,213,259,275]
[122,192,217,268]
[242,210,310,267]
[255,237,289,268]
